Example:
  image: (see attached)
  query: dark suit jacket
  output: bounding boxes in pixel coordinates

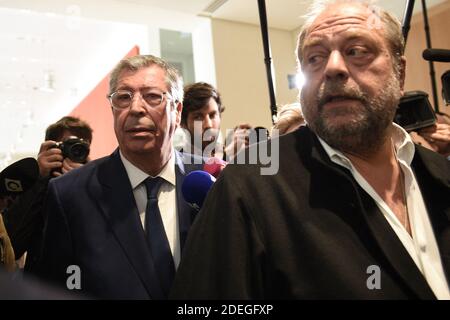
[171,126,450,299]
[36,149,203,299]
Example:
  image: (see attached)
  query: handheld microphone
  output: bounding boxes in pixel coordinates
[203,157,227,178]
[182,170,216,210]
[0,158,39,197]
[422,48,450,63]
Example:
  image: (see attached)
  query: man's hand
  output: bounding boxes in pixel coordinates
[417,123,450,157]
[37,141,90,177]
[61,157,85,175]
[224,123,252,159]
[410,131,436,151]
[37,141,63,178]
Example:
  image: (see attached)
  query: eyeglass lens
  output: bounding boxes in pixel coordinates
[111,90,164,109]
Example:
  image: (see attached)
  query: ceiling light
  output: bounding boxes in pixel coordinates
[33,70,55,93]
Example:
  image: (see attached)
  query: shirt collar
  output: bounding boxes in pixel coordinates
[119,149,176,189]
[391,123,415,165]
[317,123,416,169]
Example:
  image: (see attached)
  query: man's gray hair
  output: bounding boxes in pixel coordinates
[296,0,405,72]
[109,55,184,104]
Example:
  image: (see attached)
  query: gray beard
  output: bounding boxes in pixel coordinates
[302,73,402,156]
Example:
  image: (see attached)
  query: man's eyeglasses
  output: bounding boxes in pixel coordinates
[107,90,172,110]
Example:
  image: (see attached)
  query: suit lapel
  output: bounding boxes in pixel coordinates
[91,149,165,299]
[357,190,436,299]
[174,151,197,252]
[412,146,450,284]
[305,128,436,299]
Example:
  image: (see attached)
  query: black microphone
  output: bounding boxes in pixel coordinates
[0,158,39,197]
[422,48,450,63]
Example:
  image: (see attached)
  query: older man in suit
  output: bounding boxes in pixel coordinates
[171,0,450,299]
[36,55,202,299]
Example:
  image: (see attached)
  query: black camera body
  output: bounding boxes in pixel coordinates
[54,137,90,163]
[394,91,436,132]
[442,70,450,105]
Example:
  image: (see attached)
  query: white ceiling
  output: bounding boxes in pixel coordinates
[112,0,213,14]
[209,0,448,31]
[0,0,448,168]
[112,0,449,31]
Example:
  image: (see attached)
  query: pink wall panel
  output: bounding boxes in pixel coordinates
[69,46,140,159]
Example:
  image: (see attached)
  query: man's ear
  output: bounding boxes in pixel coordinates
[175,101,183,128]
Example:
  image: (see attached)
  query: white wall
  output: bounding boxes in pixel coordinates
[0,0,216,169]
[210,18,299,134]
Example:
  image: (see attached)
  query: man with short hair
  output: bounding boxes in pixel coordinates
[36,55,202,299]
[180,82,257,161]
[4,116,93,271]
[38,116,92,178]
[38,116,92,177]
[171,0,450,299]
[180,82,224,157]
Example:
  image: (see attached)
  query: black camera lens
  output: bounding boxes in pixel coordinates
[59,137,90,163]
[67,143,89,163]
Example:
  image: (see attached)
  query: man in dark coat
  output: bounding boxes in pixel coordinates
[36,55,202,299]
[170,0,450,299]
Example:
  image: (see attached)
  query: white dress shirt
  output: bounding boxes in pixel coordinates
[119,150,181,268]
[318,123,450,299]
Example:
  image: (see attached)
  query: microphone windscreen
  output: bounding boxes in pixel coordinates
[0,158,39,196]
[182,170,216,210]
[203,157,227,178]
[422,48,450,63]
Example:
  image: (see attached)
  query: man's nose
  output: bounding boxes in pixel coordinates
[203,116,212,129]
[129,94,146,114]
[324,50,349,81]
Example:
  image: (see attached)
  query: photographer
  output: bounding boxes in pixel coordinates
[394,91,450,159]
[3,116,92,271]
[411,112,450,159]
[38,116,92,178]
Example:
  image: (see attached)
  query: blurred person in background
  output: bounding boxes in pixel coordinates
[272,102,305,136]
[410,112,450,159]
[3,116,92,272]
[180,82,225,158]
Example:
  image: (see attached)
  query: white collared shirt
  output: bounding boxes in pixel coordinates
[318,123,450,299]
[120,150,181,268]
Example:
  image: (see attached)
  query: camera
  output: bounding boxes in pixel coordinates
[54,137,90,163]
[442,70,450,105]
[393,91,436,132]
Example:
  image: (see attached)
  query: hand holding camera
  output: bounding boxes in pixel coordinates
[37,136,90,178]
[37,141,63,177]
[416,122,450,157]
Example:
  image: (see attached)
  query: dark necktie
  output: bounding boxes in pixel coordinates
[144,177,175,297]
